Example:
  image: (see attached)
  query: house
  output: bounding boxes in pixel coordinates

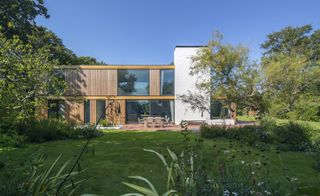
[41,46,236,125]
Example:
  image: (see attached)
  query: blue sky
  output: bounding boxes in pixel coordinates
[36,0,320,64]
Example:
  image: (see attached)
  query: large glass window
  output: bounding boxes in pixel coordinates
[160,70,174,95]
[126,100,150,123]
[150,100,174,121]
[125,100,174,123]
[96,100,106,121]
[84,100,90,124]
[210,100,229,119]
[118,70,149,95]
[48,100,65,119]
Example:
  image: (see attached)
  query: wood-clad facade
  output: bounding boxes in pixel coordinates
[43,65,175,125]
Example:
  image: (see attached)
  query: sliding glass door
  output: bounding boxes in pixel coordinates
[125,100,174,123]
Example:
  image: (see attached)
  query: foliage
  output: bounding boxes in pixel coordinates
[100,119,111,127]
[0,0,104,65]
[122,133,281,195]
[261,25,320,121]
[179,31,264,116]
[272,122,312,151]
[0,33,66,121]
[0,133,25,148]
[201,120,315,151]
[0,154,86,195]
[14,118,101,143]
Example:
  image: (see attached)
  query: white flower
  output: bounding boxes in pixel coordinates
[241,160,245,164]
[232,192,238,196]
[224,150,230,154]
[224,190,230,196]
[251,171,255,175]
[257,181,264,186]
[264,190,271,195]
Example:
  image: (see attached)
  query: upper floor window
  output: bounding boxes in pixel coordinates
[160,69,174,95]
[118,70,149,96]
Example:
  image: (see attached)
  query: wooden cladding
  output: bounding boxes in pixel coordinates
[150,69,160,96]
[65,69,117,96]
[65,68,168,97]
[65,99,84,123]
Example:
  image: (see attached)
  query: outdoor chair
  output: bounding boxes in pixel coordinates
[144,117,155,128]
[154,117,163,128]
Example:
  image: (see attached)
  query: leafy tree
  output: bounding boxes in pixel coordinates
[0,0,49,41]
[0,34,65,122]
[261,25,320,120]
[0,0,105,65]
[179,32,264,117]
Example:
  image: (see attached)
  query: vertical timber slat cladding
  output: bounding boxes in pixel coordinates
[90,99,96,124]
[119,100,126,124]
[65,99,84,123]
[64,68,118,96]
[150,69,160,96]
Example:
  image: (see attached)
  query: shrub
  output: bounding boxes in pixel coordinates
[15,118,101,143]
[200,124,225,138]
[0,134,25,148]
[99,119,110,127]
[272,122,312,151]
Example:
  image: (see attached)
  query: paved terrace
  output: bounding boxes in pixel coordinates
[120,121,257,132]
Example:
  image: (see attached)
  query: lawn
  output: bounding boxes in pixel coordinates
[1,131,320,195]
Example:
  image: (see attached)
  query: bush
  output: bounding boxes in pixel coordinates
[200,124,265,146]
[200,124,225,138]
[99,119,111,127]
[0,134,25,148]
[272,122,312,151]
[15,118,101,143]
[200,120,313,151]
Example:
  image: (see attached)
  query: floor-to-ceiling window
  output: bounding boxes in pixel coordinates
[84,100,90,124]
[118,70,149,95]
[96,100,106,122]
[125,100,174,123]
[160,69,174,95]
[126,100,150,123]
[48,100,65,119]
[210,100,229,119]
[150,100,174,121]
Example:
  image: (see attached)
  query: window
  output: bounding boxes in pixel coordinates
[84,100,90,124]
[125,100,174,123]
[118,70,149,95]
[96,100,106,121]
[48,100,65,119]
[210,100,229,119]
[150,100,174,121]
[126,100,150,123]
[160,70,174,95]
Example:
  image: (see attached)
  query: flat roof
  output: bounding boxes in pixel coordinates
[60,65,175,69]
[175,45,206,48]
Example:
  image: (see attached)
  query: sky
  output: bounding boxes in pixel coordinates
[36,0,320,64]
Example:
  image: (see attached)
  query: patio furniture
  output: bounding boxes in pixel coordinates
[154,117,164,128]
[144,117,155,128]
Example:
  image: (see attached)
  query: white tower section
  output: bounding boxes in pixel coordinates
[174,46,210,125]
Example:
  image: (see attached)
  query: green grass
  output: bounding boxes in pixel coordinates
[1,131,320,195]
[237,115,257,122]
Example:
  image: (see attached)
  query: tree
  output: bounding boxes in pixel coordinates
[179,32,264,117]
[261,25,320,120]
[0,0,49,41]
[0,34,65,122]
[0,0,105,65]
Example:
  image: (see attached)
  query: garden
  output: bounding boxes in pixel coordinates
[0,118,319,195]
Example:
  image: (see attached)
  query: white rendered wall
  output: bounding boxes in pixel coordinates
[174,47,210,124]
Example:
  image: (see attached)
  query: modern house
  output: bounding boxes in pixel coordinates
[41,46,236,125]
